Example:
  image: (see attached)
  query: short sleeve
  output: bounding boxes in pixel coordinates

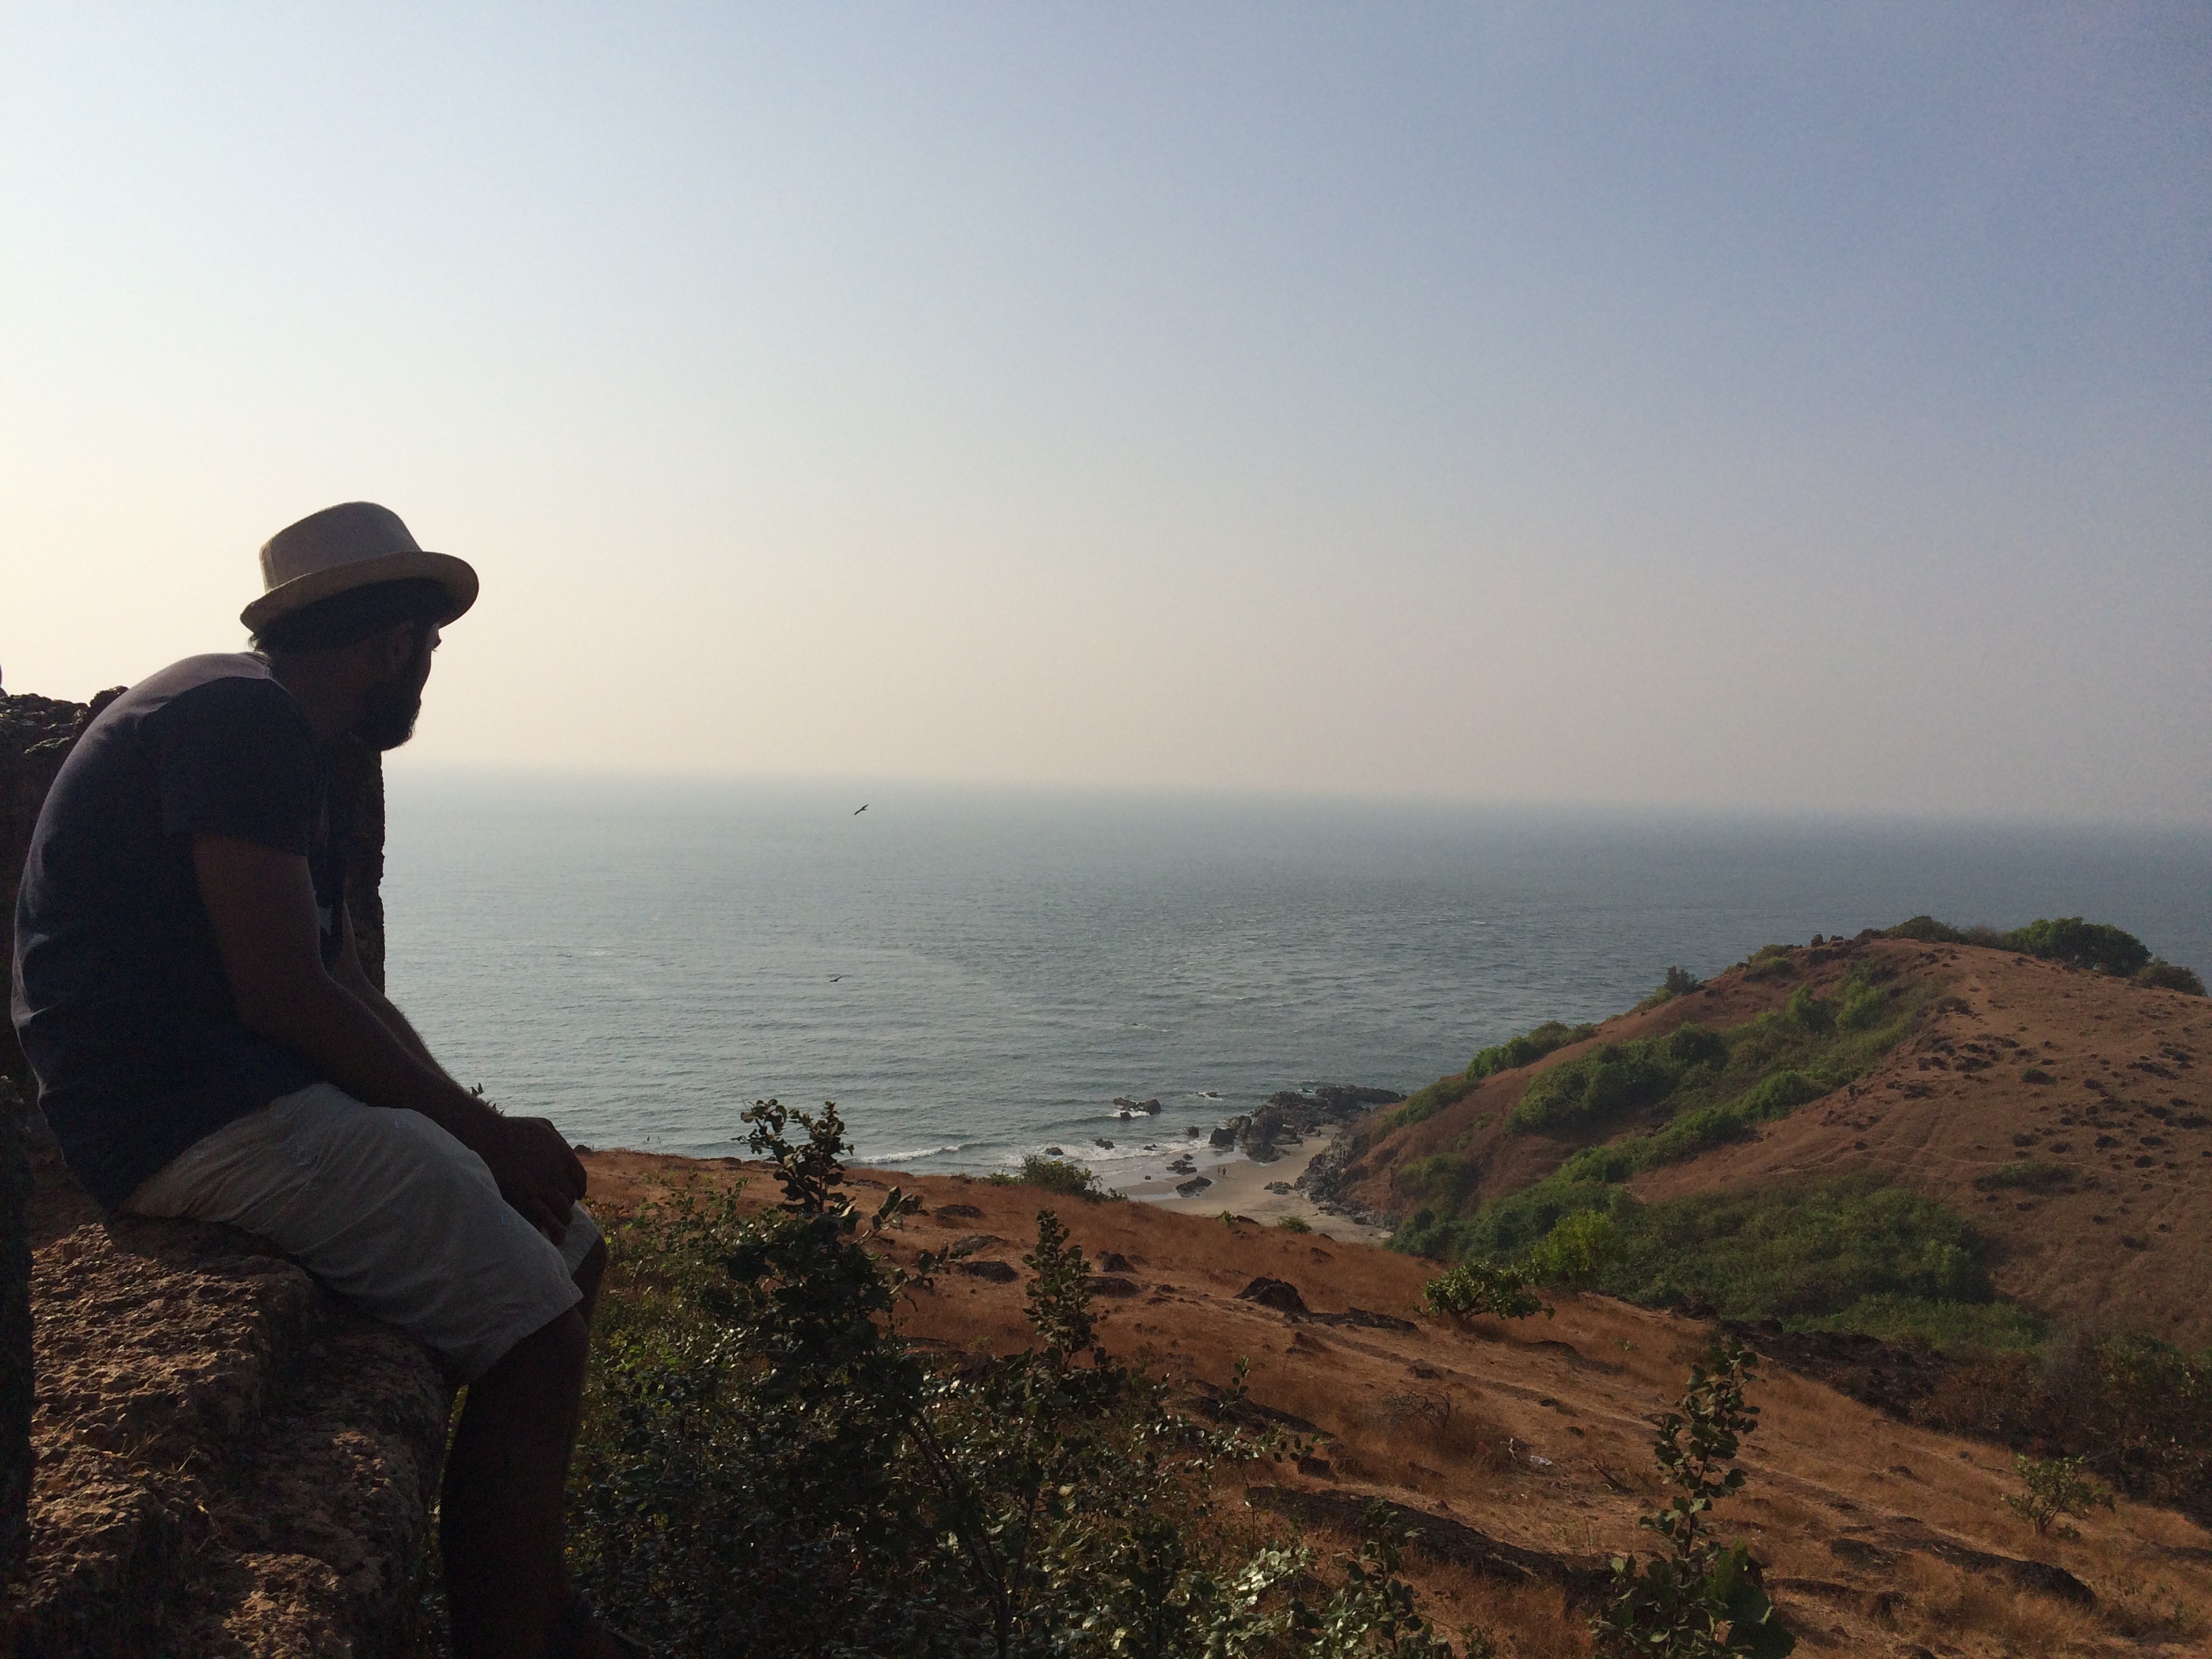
[154,677,321,855]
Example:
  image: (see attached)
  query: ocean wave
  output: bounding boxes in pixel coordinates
[868,1143,968,1164]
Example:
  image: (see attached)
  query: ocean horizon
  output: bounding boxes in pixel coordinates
[379,769,2212,1193]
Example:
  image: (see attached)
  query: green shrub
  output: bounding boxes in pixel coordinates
[1598,1176,1994,1321]
[2004,1454,2114,1538]
[1664,966,1704,998]
[1836,977,1890,1031]
[2009,916,2151,976]
[2137,959,2207,996]
[570,1098,1456,1658]
[1398,1151,1481,1203]
[1527,1210,1622,1288]
[1885,916,1965,944]
[1469,1019,1593,1080]
[1421,1258,1553,1322]
[1788,1294,2045,1353]
[1591,1338,1794,1658]
[1273,1214,1311,1233]
[1742,945,1795,983]
[1385,1071,1480,1130]
[1018,1153,1111,1198]
[1782,983,1832,1033]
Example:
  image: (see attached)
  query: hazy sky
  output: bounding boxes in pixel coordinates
[5,5,2208,822]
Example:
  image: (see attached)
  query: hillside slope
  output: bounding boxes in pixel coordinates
[581,1150,2212,1657]
[1330,935,2212,1347]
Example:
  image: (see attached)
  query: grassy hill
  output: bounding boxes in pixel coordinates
[1328,927,2212,1353]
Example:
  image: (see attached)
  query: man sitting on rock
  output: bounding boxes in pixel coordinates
[9,503,639,1659]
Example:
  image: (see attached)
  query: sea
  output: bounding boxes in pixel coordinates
[380,772,2212,1192]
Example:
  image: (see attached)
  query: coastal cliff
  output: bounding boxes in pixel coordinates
[1,685,441,1653]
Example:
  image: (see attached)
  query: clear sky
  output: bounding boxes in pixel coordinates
[5,4,2208,823]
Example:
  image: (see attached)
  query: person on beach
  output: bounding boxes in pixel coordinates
[9,503,640,1659]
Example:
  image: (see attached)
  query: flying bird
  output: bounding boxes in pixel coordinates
[853,804,867,815]
[827,975,843,982]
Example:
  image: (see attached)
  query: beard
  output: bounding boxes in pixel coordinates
[357,675,424,752]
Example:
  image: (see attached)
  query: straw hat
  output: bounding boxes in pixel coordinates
[241,502,478,632]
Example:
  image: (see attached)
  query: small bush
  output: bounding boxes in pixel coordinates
[1599,1175,1994,1320]
[1018,1153,1111,1198]
[1782,983,1832,1033]
[571,1097,1458,1658]
[1742,945,1795,982]
[1526,1209,1622,1288]
[1885,915,1965,944]
[1664,965,1704,998]
[2137,959,2208,996]
[2009,916,2151,976]
[1511,1031,1714,1135]
[1422,1258,1553,1322]
[1788,1293,2045,1352]
[1274,1214,1311,1233]
[1469,1019,1594,1081]
[2005,1454,2114,1537]
[1591,1338,1794,1658]
[1836,977,1890,1031]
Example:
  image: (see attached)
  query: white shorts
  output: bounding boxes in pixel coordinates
[125,1082,600,1382]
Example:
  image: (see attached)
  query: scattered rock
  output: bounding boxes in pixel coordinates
[1085,1276,1139,1298]
[1097,1252,1132,1273]
[1244,1488,1609,1597]
[1236,1277,1309,1315]
[948,1234,1008,1256]
[935,1204,985,1221]
[1174,1176,1212,1197]
[1312,1308,1418,1333]
[956,1260,1019,1284]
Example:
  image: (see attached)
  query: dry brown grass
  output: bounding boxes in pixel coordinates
[579,1146,2212,1658]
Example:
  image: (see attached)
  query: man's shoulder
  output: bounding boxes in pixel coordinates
[121,655,308,737]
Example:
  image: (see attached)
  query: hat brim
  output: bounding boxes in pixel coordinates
[241,550,478,633]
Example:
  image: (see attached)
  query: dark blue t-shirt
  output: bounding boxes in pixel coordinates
[9,654,348,1209]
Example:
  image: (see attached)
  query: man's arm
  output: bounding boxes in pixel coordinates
[192,833,584,1239]
[333,908,443,1071]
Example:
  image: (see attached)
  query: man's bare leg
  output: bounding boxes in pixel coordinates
[443,1241,610,1659]
[443,1303,590,1658]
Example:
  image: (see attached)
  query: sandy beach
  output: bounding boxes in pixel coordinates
[1120,1139,1392,1244]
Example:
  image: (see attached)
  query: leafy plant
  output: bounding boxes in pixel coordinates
[1525,1209,1622,1288]
[2008,916,2150,976]
[2004,1454,2115,1537]
[1420,1259,1553,1323]
[2137,960,2207,996]
[1018,1154,1115,1199]
[1664,966,1704,998]
[569,1097,1461,1658]
[1591,1338,1793,1658]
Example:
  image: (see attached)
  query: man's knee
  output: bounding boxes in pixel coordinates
[483,1304,590,1390]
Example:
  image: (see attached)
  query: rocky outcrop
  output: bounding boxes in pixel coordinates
[1,690,125,1094]
[9,1162,451,1654]
[1207,1086,1403,1164]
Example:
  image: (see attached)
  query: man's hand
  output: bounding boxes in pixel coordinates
[480,1115,588,1243]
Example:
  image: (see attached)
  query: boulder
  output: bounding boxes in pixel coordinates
[1235,1277,1308,1315]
